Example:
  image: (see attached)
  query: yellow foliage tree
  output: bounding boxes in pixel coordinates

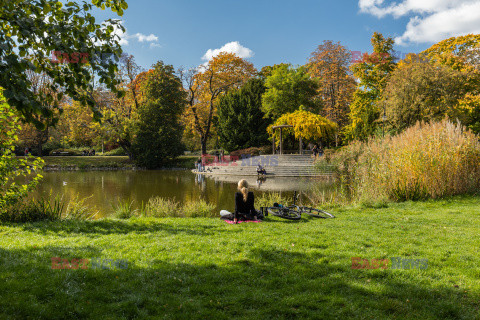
[267,109,337,145]
[421,34,480,133]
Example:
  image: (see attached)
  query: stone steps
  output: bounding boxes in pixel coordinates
[199,154,334,177]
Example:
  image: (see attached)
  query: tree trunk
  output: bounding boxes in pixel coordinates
[201,138,207,155]
[119,141,134,161]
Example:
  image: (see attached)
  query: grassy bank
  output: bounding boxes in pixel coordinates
[1,196,479,319]
[42,155,197,170]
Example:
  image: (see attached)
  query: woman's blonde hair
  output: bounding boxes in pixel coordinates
[238,179,249,202]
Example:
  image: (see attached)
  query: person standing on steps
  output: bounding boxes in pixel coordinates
[312,144,318,159]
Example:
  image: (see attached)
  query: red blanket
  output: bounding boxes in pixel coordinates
[224,220,261,224]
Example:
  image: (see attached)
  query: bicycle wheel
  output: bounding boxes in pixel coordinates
[300,207,335,218]
[267,205,301,220]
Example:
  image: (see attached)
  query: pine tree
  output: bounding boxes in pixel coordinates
[217,78,271,152]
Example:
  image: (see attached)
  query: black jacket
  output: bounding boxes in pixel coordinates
[235,191,257,219]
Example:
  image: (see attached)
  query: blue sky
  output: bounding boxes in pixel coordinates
[93,0,480,70]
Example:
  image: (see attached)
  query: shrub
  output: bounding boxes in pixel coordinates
[0,196,63,222]
[145,197,179,217]
[42,141,64,156]
[182,200,215,217]
[64,195,98,220]
[329,119,480,202]
[229,146,271,158]
[103,147,127,156]
[256,192,292,208]
[144,197,215,218]
[111,199,139,219]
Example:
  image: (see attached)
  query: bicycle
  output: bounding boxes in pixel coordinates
[263,191,334,220]
[264,203,302,220]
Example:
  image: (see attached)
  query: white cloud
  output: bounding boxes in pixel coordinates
[95,21,129,46]
[202,41,254,61]
[359,0,480,45]
[113,23,129,46]
[149,43,162,49]
[100,21,160,48]
[132,33,159,43]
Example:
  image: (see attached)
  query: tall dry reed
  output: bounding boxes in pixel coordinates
[330,119,480,202]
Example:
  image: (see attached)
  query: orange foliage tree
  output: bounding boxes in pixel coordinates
[308,40,356,145]
[182,53,257,154]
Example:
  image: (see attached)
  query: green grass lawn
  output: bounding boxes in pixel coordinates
[1,196,479,319]
[42,155,197,170]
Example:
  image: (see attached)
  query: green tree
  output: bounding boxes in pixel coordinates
[261,64,318,119]
[345,32,396,140]
[0,90,43,212]
[131,62,186,168]
[217,78,271,152]
[259,63,291,80]
[0,0,127,127]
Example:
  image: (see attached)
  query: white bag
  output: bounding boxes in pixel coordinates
[220,210,232,217]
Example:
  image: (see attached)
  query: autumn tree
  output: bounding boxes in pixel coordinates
[422,34,480,133]
[217,78,271,152]
[56,99,100,147]
[345,32,396,141]
[98,55,146,159]
[17,70,63,155]
[383,54,467,133]
[308,41,356,145]
[182,52,257,154]
[268,109,337,146]
[261,64,318,119]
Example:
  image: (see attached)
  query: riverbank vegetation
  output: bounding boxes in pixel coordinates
[1,196,479,318]
[318,119,480,204]
[0,192,293,222]
[41,155,197,171]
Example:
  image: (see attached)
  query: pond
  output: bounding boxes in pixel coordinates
[34,170,336,217]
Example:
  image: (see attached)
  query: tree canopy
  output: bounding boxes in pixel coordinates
[345,32,396,141]
[261,64,318,119]
[383,54,467,133]
[308,40,356,145]
[268,109,337,144]
[0,0,127,127]
[182,52,257,154]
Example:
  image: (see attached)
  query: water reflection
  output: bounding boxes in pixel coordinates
[35,171,333,217]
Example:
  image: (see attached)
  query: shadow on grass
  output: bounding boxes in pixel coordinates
[0,245,476,319]
[4,219,236,237]
[5,216,324,236]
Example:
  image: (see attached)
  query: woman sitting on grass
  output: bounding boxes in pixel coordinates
[234,179,263,223]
